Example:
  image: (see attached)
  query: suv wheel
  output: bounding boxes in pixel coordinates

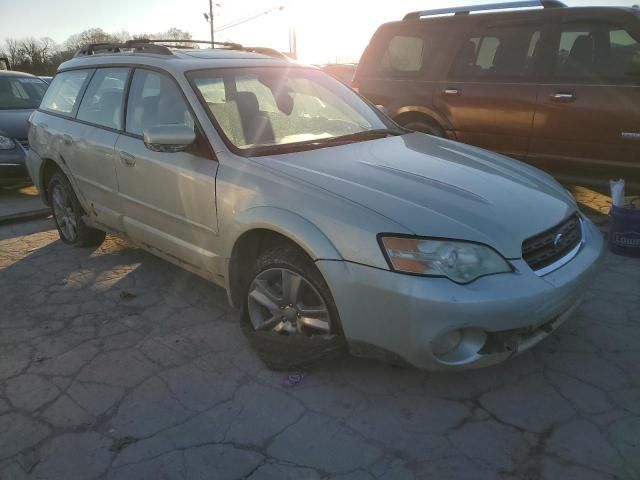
[48,172,106,247]
[245,245,340,337]
[402,119,445,137]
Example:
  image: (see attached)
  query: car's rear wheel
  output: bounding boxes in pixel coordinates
[245,245,340,337]
[48,172,105,247]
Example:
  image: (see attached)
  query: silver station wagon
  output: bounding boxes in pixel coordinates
[26,40,604,370]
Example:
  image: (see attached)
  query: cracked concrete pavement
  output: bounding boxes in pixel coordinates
[0,217,639,480]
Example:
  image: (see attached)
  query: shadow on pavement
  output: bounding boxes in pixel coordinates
[0,184,49,225]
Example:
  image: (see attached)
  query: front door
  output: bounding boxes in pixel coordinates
[115,68,220,275]
[434,17,544,161]
[529,11,640,188]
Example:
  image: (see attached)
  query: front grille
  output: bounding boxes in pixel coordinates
[16,138,29,150]
[522,213,582,272]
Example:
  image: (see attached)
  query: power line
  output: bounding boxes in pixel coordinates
[215,5,285,33]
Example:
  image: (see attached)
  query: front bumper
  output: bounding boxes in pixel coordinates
[317,217,605,370]
[0,145,29,186]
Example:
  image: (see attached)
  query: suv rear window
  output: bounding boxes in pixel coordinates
[40,70,91,116]
[380,35,425,73]
[450,25,541,80]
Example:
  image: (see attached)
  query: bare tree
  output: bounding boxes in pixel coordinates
[64,28,117,52]
[132,28,197,48]
[3,38,24,67]
[18,37,57,68]
[39,37,57,60]
[2,26,196,74]
[19,37,45,66]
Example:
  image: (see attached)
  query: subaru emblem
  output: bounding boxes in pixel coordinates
[553,233,564,248]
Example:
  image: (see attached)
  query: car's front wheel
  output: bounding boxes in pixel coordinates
[48,172,105,247]
[245,245,340,337]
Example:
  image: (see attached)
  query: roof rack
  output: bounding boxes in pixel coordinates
[74,38,286,59]
[404,0,566,20]
[75,40,172,57]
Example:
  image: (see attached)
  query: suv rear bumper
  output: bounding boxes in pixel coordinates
[317,217,605,370]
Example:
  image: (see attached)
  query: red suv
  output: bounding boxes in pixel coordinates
[354,1,640,190]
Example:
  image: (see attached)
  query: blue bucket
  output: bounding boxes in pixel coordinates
[609,202,640,257]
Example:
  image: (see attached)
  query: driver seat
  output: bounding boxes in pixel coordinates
[234,91,275,145]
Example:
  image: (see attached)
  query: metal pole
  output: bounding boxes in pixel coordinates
[209,0,214,44]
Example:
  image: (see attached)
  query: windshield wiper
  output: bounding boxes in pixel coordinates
[244,128,406,157]
[316,128,405,145]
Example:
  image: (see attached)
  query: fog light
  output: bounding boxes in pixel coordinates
[432,329,463,356]
[431,328,487,365]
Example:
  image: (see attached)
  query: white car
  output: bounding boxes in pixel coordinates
[26,40,604,370]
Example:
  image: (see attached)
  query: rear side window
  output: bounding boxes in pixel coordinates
[77,68,129,130]
[358,27,433,78]
[125,69,193,136]
[380,35,425,73]
[40,70,91,116]
[555,22,640,82]
[450,25,541,80]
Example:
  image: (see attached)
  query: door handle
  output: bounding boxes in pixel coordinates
[62,134,74,146]
[550,92,576,103]
[119,151,136,167]
[442,88,461,96]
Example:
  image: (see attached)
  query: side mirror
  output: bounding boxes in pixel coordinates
[143,125,196,153]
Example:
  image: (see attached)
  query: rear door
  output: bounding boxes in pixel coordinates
[434,15,545,160]
[72,67,130,229]
[36,69,94,193]
[115,68,220,275]
[530,11,640,186]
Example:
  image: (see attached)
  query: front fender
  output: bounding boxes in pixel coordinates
[222,206,343,308]
[224,206,342,262]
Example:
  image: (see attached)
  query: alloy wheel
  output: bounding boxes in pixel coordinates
[51,184,78,242]
[247,267,331,336]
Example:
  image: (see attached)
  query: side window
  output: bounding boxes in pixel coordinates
[555,22,640,81]
[379,35,425,74]
[40,70,91,116]
[451,25,541,79]
[77,68,129,129]
[609,28,640,79]
[126,69,194,136]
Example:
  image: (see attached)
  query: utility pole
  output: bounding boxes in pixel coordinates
[209,0,214,44]
[288,24,297,60]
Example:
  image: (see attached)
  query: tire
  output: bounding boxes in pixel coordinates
[48,172,106,248]
[242,244,346,370]
[402,119,445,137]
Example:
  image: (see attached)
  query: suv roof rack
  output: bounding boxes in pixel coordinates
[73,38,286,59]
[404,0,566,20]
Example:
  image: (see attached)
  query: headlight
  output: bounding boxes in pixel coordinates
[0,136,15,150]
[379,236,512,283]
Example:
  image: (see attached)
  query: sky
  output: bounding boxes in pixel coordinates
[0,0,638,63]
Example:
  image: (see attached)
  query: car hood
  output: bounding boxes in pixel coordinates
[252,133,577,258]
[0,109,32,138]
